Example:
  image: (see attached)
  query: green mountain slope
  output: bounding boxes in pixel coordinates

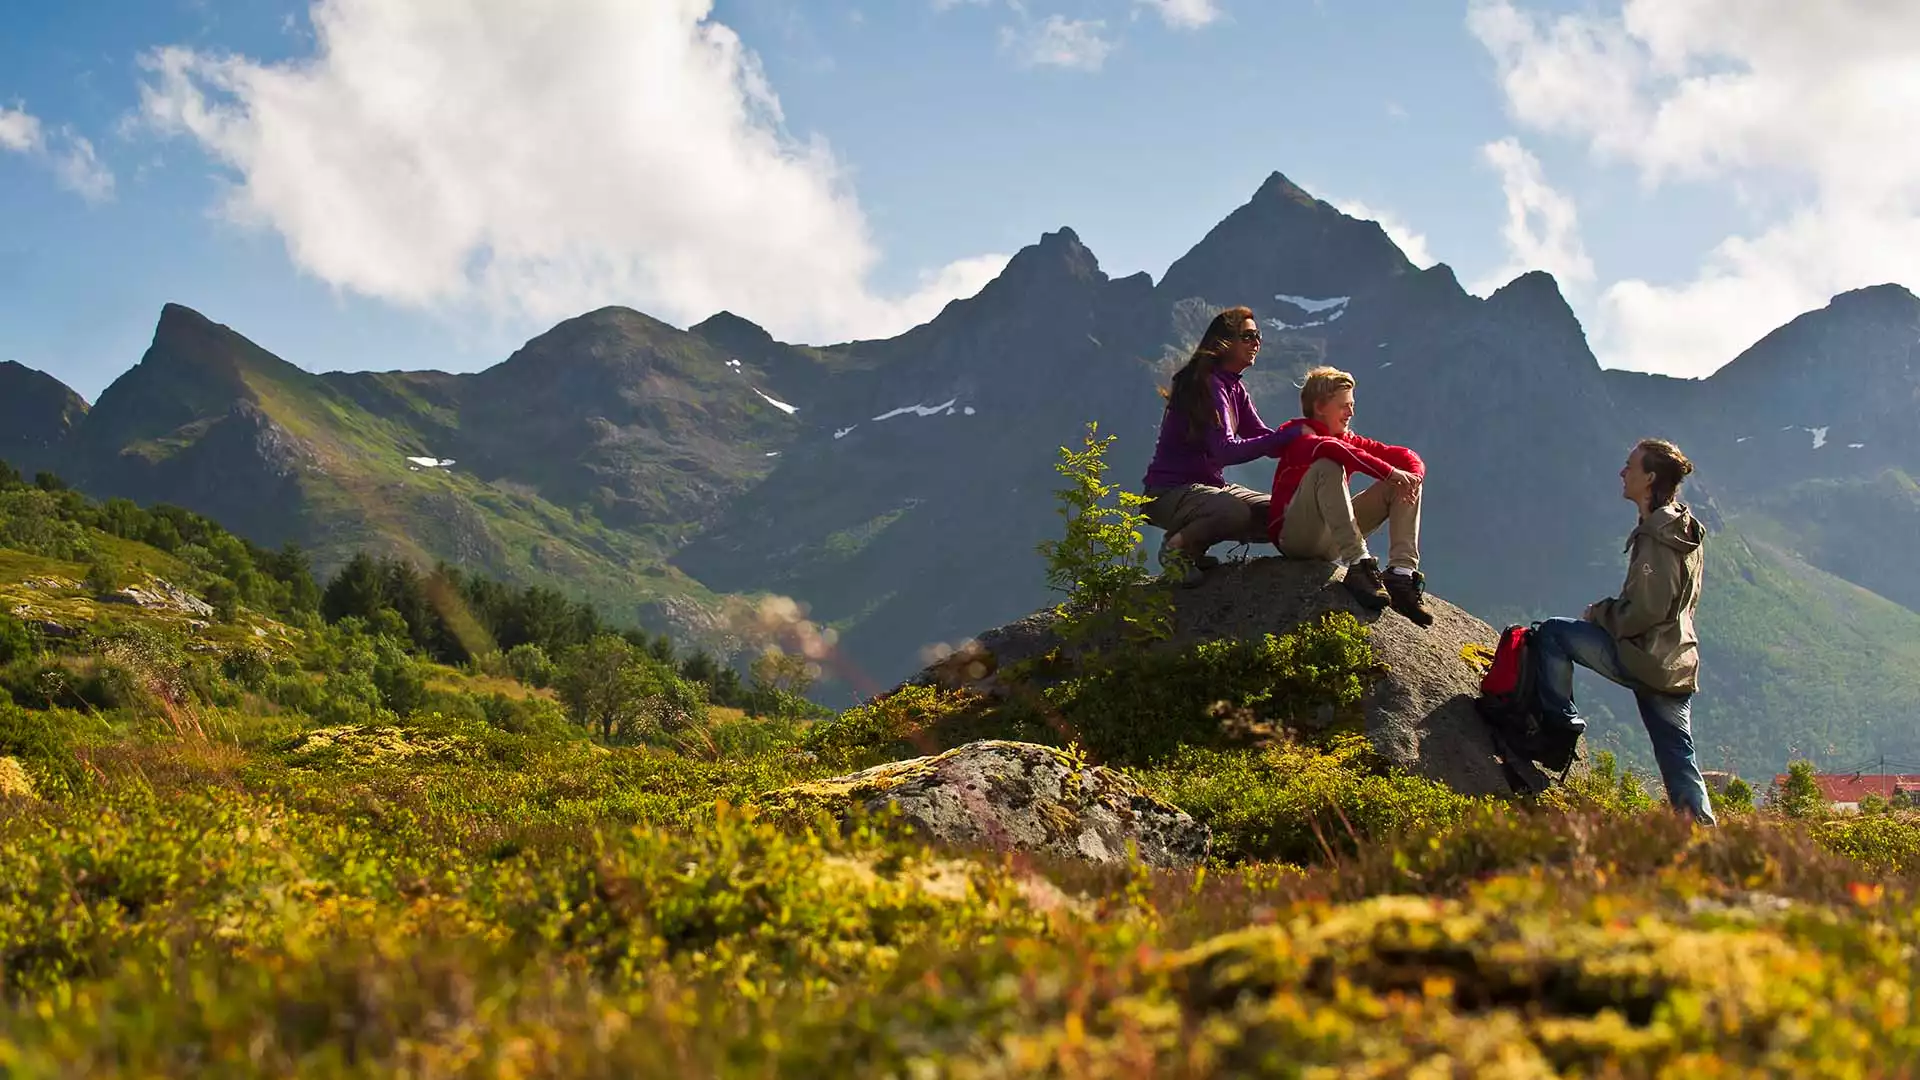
[0,360,88,478]
[1694,528,1920,770]
[1730,469,1920,615]
[60,305,748,629]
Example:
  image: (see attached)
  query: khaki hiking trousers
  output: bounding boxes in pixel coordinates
[1142,482,1270,553]
[1276,458,1421,571]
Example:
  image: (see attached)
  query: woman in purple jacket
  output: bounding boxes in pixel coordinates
[1141,305,1306,585]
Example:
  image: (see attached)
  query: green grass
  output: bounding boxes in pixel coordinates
[3,536,1920,1075]
[1,694,1917,1075]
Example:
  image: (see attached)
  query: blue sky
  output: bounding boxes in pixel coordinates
[4,0,1914,400]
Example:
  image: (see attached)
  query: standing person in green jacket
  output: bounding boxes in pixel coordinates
[1532,437,1716,825]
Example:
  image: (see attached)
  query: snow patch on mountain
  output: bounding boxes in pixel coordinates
[1274,294,1350,314]
[1267,307,1347,332]
[752,387,798,415]
[873,399,959,422]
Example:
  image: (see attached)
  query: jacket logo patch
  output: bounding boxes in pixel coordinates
[1639,563,1654,576]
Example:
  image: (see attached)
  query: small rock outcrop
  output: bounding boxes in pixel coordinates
[104,578,215,618]
[771,740,1212,868]
[908,556,1551,798]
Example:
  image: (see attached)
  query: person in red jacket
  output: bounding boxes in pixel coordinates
[1267,365,1432,625]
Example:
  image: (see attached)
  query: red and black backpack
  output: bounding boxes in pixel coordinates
[1478,623,1537,714]
[1474,622,1579,778]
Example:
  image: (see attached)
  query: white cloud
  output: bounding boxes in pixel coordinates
[999,15,1115,70]
[1471,137,1593,295]
[895,253,1015,322]
[1327,196,1437,270]
[1470,0,1920,376]
[0,104,115,203]
[53,135,115,202]
[136,0,1003,344]
[1136,0,1222,29]
[0,106,42,152]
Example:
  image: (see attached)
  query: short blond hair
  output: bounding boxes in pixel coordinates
[1299,365,1355,418]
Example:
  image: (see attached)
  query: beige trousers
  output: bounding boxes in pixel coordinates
[1142,482,1271,552]
[1277,458,1421,570]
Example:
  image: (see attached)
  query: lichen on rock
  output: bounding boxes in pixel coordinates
[768,739,1212,868]
[105,578,215,619]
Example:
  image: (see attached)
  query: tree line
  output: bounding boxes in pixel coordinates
[0,460,807,717]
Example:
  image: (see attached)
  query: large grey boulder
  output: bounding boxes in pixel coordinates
[769,739,1212,868]
[909,555,1551,798]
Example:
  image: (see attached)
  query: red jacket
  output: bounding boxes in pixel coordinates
[1267,419,1425,543]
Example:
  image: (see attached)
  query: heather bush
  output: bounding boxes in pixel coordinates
[1130,734,1481,865]
[0,612,35,666]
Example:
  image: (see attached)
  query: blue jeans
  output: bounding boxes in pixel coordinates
[1530,617,1717,826]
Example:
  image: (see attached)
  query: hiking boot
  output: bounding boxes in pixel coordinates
[1341,556,1390,609]
[1157,540,1207,588]
[1384,568,1434,627]
[1534,723,1582,773]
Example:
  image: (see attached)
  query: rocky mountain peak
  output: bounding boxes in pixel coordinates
[1248,170,1321,211]
[0,361,88,475]
[1707,280,1920,395]
[1826,282,1920,317]
[690,310,775,349]
[1156,172,1418,309]
[1483,269,1595,361]
[481,306,687,384]
[70,303,310,462]
[1486,269,1569,309]
[990,226,1103,290]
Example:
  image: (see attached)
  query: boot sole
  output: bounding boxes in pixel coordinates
[1344,585,1391,609]
[1389,599,1434,626]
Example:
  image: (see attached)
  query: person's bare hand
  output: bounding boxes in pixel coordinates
[1388,469,1421,503]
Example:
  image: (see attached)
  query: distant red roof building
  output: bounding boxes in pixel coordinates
[1770,773,1920,808]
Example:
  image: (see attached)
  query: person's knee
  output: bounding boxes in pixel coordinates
[1532,617,1579,650]
[1307,458,1345,483]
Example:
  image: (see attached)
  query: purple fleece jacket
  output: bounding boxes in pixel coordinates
[1142,370,1306,488]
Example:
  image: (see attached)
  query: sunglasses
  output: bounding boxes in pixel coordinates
[1237,330,1263,343]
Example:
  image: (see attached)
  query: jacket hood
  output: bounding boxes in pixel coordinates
[1633,502,1704,554]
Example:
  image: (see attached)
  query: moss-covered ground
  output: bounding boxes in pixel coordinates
[3,478,1919,1075]
[4,597,1919,1076]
